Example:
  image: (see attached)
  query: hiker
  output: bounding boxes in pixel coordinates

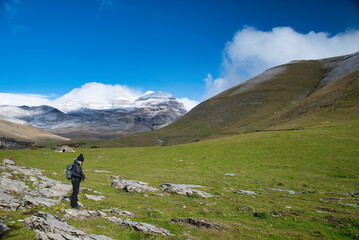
[70,154,85,209]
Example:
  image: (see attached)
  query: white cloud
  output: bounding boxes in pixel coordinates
[177,98,199,111]
[52,82,142,112]
[205,26,359,99]
[0,92,51,106]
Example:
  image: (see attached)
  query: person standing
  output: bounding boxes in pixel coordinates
[70,154,85,209]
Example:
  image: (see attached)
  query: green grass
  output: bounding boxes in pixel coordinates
[1,122,359,239]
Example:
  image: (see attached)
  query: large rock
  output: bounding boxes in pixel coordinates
[103,208,136,217]
[171,218,223,229]
[111,179,159,193]
[107,216,173,236]
[159,183,216,198]
[85,194,106,201]
[24,211,113,240]
[235,189,257,195]
[63,209,107,220]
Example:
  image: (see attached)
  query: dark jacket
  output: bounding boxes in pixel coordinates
[71,160,85,181]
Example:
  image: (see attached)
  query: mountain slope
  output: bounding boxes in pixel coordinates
[100,52,359,147]
[0,119,69,144]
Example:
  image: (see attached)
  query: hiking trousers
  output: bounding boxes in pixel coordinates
[71,179,81,208]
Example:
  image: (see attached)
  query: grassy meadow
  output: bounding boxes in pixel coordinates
[1,121,359,239]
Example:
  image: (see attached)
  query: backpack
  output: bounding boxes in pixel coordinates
[65,163,74,180]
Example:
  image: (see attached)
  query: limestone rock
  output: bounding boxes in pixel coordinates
[107,216,173,236]
[159,183,216,198]
[85,194,106,201]
[111,179,159,193]
[24,211,113,240]
[260,188,298,194]
[63,209,107,220]
[235,189,257,195]
[171,218,223,229]
[3,159,16,165]
[103,208,136,217]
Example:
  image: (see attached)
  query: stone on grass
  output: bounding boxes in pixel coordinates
[24,211,113,240]
[159,183,216,198]
[63,209,107,220]
[107,216,173,236]
[171,218,223,229]
[260,188,299,194]
[111,179,159,193]
[103,208,136,217]
[3,159,16,165]
[235,189,257,195]
[85,194,106,201]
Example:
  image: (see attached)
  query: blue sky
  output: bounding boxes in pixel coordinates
[0,0,359,110]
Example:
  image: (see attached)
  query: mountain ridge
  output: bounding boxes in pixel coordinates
[0,91,187,140]
[96,52,359,147]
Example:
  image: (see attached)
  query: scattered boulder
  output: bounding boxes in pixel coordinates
[224,173,235,176]
[260,188,299,194]
[159,183,216,198]
[103,208,136,217]
[235,189,257,195]
[3,159,16,166]
[24,211,113,240]
[107,216,173,236]
[63,209,107,220]
[111,179,159,193]
[85,194,106,201]
[171,218,223,229]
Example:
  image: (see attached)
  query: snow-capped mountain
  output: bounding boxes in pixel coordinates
[0,92,187,139]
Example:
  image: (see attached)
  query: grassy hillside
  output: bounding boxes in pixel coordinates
[89,54,358,148]
[0,119,69,143]
[1,120,358,239]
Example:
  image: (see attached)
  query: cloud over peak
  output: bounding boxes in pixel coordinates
[204,26,359,99]
[0,82,199,112]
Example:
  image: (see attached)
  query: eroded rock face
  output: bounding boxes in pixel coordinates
[24,212,113,240]
[159,183,216,198]
[107,216,173,236]
[111,179,159,193]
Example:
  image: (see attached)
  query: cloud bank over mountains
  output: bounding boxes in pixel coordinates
[0,83,199,112]
[204,26,359,98]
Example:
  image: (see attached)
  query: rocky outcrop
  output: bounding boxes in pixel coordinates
[235,189,257,195]
[0,159,71,210]
[24,211,113,240]
[111,178,159,193]
[107,216,173,236]
[159,183,216,198]
[103,208,136,217]
[63,209,107,220]
[85,194,106,201]
[171,218,223,229]
[260,188,299,194]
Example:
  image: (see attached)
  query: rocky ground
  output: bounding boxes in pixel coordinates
[0,159,224,239]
